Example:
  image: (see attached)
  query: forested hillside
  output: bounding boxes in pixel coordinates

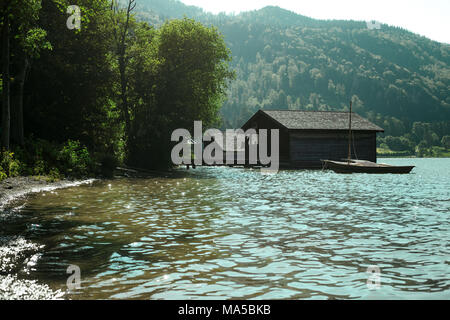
[140,0,450,156]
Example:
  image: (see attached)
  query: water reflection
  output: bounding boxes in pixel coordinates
[1,158,449,299]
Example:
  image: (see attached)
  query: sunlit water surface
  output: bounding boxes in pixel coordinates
[1,158,449,299]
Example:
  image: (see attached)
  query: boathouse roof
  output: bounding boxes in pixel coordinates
[244,110,384,132]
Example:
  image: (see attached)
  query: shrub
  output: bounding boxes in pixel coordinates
[33,159,46,176]
[9,160,21,177]
[25,138,58,167]
[384,136,415,152]
[47,167,61,182]
[0,168,7,181]
[57,140,93,177]
[16,138,58,176]
[1,139,98,180]
[380,143,389,150]
[0,151,24,177]
[442,136,450,149]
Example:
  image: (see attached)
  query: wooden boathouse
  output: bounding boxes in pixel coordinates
[241,110,384,169]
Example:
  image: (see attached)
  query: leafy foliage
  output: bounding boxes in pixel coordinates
[0,151,22,177]
[127,18,235,169]
[57,140,93,177]
[1,0,235,174]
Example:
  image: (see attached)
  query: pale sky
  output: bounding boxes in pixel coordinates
[182,0,450,44]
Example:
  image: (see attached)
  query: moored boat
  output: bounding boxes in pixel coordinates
[322,159,415,174]
[323,100,415,174]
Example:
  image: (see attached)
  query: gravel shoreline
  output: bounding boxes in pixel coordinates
[0,176,96,210]
[0,176,95,300]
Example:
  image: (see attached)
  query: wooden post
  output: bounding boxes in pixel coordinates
[347,100,352,163]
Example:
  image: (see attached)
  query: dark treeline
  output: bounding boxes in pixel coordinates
[0,0,234,180]
[140,0,450,157]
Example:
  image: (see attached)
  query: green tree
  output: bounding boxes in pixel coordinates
[1,0,52,149]
[110,0,136,145]
[11,7,52,146]
[128,18,235,168]
[25,0,115,150]
[385,136,414,152]
[126,22,159,163]
[1,0,12,150]
[416,140,428,157]
[157,18,234,129]
[442,136,450,149]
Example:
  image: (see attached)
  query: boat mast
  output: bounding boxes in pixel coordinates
[348,100,352,163]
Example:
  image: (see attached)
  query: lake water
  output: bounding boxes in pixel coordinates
[1,158,449,299]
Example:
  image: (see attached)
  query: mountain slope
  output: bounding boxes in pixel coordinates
[139,1,450,139]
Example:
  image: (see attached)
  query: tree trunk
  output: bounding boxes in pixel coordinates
[119,56,130,136]
[1,15,10,150]
[11,52,28,146]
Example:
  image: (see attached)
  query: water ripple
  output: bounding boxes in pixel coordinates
[1,158,449,299]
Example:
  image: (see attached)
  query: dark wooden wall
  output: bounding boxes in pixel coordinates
[242,112,290,164]
[289,130,377,168]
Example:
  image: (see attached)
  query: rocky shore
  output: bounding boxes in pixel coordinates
[0,176,95,209]
[0,176,95,300]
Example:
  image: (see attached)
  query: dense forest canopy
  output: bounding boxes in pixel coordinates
[0,0,233,178]
[139,0,450,156]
